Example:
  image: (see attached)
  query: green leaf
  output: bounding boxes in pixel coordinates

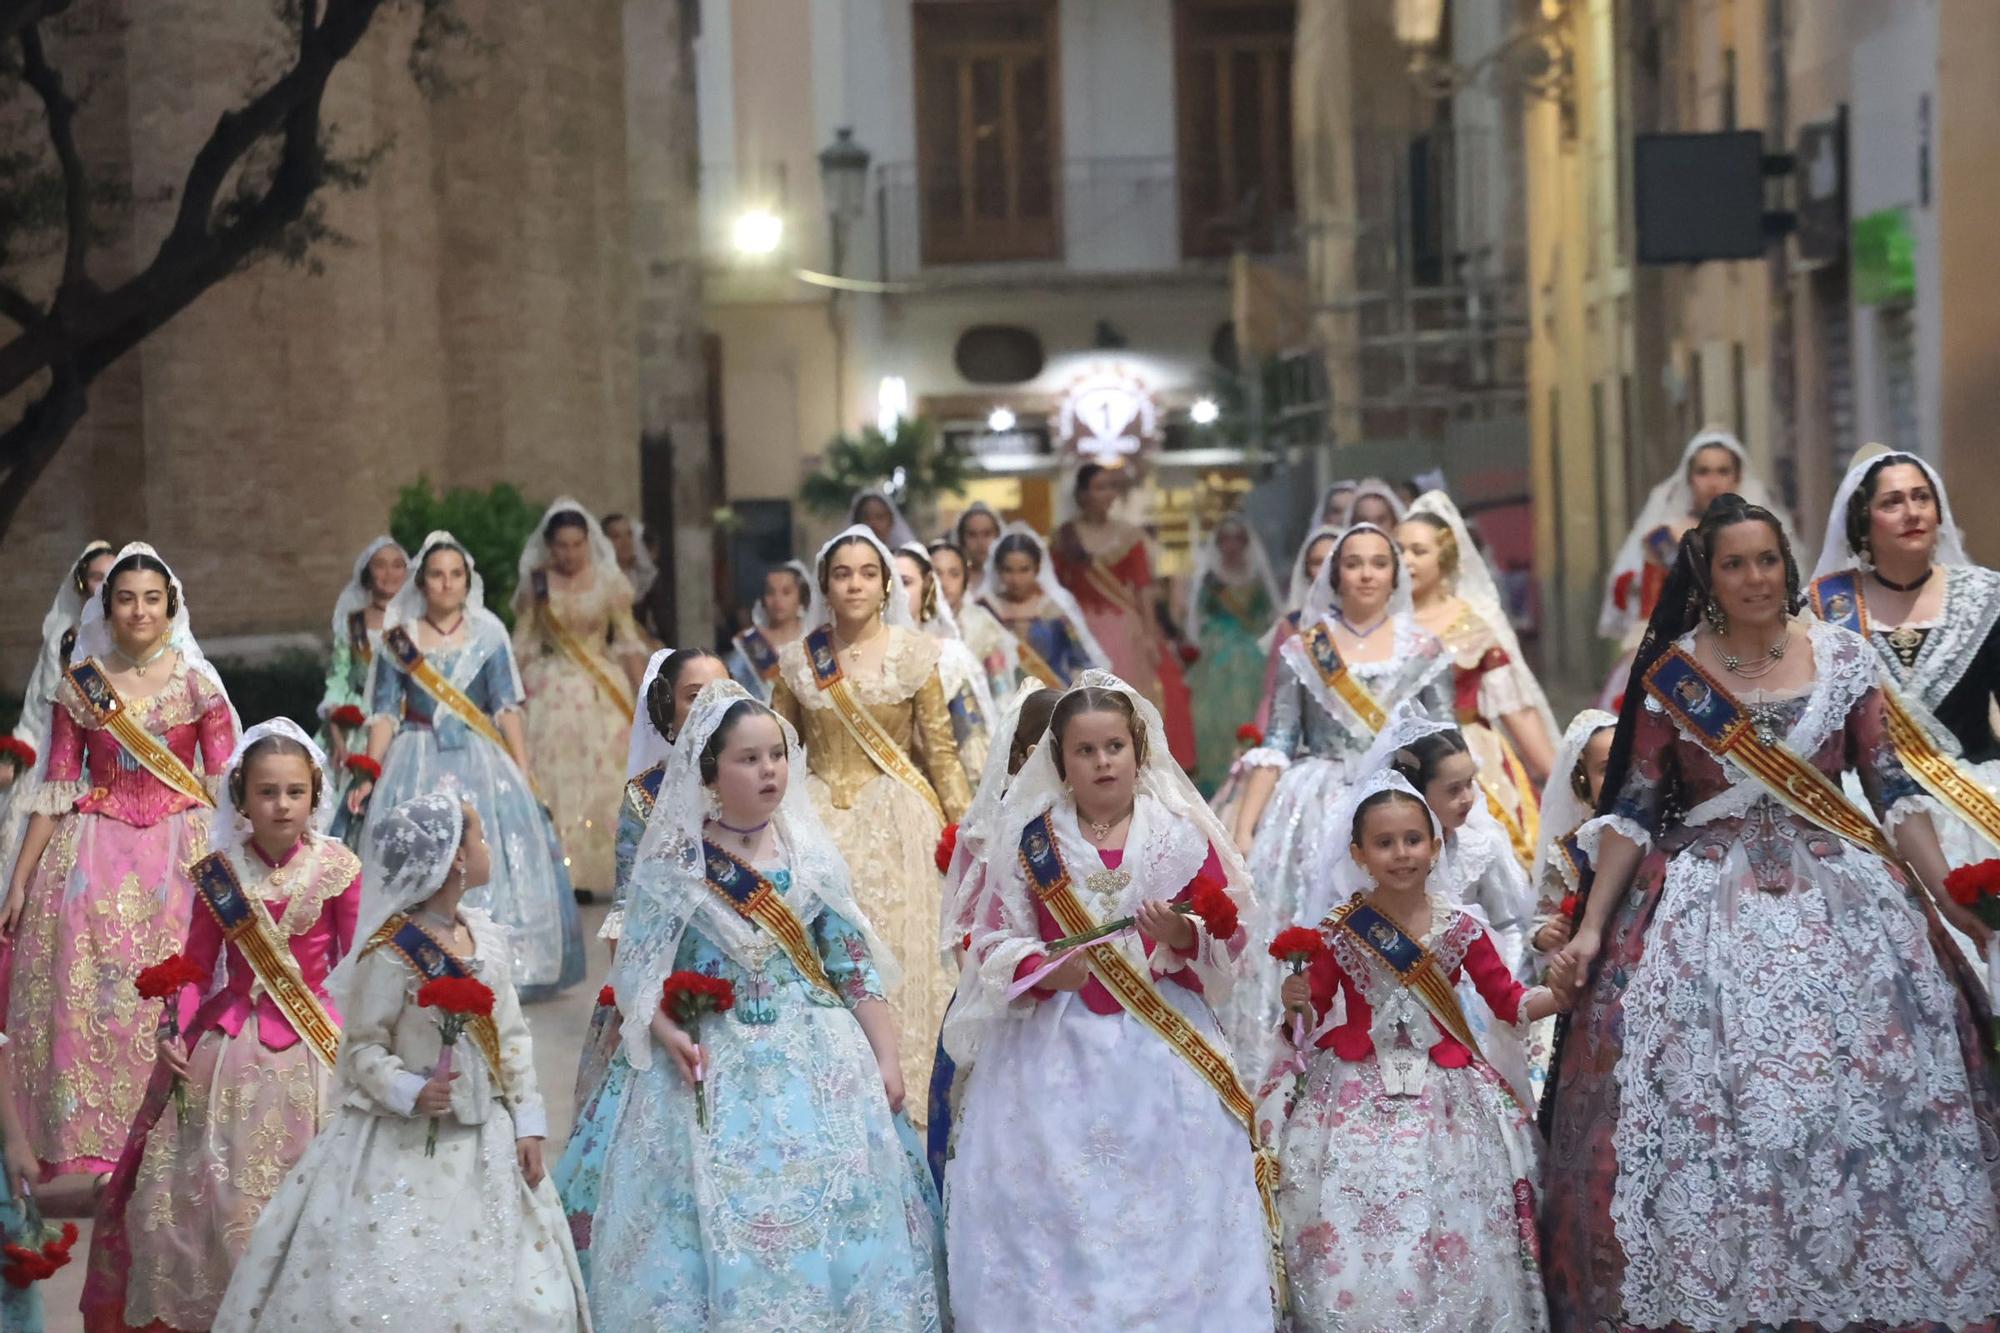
[389,475,544,628]
[800,417,970,521]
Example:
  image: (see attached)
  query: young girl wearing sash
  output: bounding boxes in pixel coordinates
[314,536,407,849]
[1,544,237,1183]
[927,538,1016,700]
[587,681,944,1330]
[727,561,810,701]
[1221,523,1452,1082]
[1264,762,1566,1332]
[346,531,583,1000]
[954,500,1004,591]
[1051,463,1198,770]
[1184,515,1283,796]
[1401,492,1559,853]
[1544,494,2000,1331]
[214,793,586,1331]
[942,674,1279,1330]
[556,646,726,1278]
[769,525,971,1114]
[978,524,1108,690]
[84,720,359,1333]
[513,500,648,898]
[1810,451,2000,883]
[897,541,997,785]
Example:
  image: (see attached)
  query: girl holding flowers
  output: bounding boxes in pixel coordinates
[942,672,1278,1331]
[84,721,360,1333]
[315,536,407,848]
[1263,752,1570,1332]
[213,793,585,1332]
[587,680,943,1330]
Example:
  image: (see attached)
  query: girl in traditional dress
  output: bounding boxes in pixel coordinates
[1596,427,1785,706]
[1809,450,2000,876]
[514,500,648,898]
[0,540,116,879]
[1263,762,1566,1332]
[1544,493,2000,1331]
[0,1036,44,1333]
[769,525,970,1112]
[556,646,727,1279]
[954,500,1004,588]
[316,536,407,849]
[851,485,919,549]
[1,544,237,1181]
[1400,492,1559,858]
[727,560,811,701]
[1221,524,1453,1080]
[1052,463,1198,769]
[898,541,997,784]
[978,525,1108,689]
[587,681,945,1329]
[602,512,656,605]
[1525,709,1617,975]
[1313,479,1358,529]
[942,674,1278,1330]
[346,531,583,1000]
[1185,515,1282,794]
[927,537,1016,699]
[213,794,586,1332]
[84,720,359,1333]
[1343,478,1407,531]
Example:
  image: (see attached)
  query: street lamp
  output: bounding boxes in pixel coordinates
[732,208,784,258]
[817,127,872,276]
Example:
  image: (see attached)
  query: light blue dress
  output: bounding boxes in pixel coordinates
[585,874,945,1330]
[0,1127,44,1333]
[363,625,583,999]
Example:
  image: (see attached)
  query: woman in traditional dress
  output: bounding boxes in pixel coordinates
[1261,757,1565,1332]
[942,674,1279,1330]
[769,525,970,1113]
[1343,478,1406,531]
[1185,515,1282,795]
[346,531,583,1000]
[316,536,408,849]
[587,682,945,1329]
[513,500,647,900]
[1809,450,2000,876]
[602,511,656,605]
[1596,427,1784,706]
[1221,524,1453,1082]
[84,720,359,1333]
[1313,479,1358,530]
[556,646,727,1280]
[954,500,1004,590]
[850,485,919,549]
[727,560,811,702]
[1051,463,1198,769]
[1543,493,2000,1331]
[213,794,587,1332]
[1,544,237,1181]
[1400,492,1559,861]
[897,541,996,785]
[978,525,1109,690]
[927,537,1015,699]
[0,540,116,879]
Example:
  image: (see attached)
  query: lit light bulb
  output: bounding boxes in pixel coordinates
[732,209,784,257]
[987,407,1017,433]
[1190,397,1220,426]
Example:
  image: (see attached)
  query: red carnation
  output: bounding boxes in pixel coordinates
[1235,723,1263,747]
[959,933,972,953]
[329,704,367,728]
[935,822,959,874]
[597,985,616,1009]
[414,975,496,1156]
[344,754,382,782]
[1186,871,1239,943]
[1178,642,1201,665]
[662,971,736,1129]
[1268,925,1326,964]
[134,954,205,1002]
[0,737,35,772]
[1559,894,1581,920]
[0,1216,74,1287]
[1944,860,2000,909]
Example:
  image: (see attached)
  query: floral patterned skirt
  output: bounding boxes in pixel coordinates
[83,1024,330,1331]
[521,654,631,894]
[553,1038,632,1288]
[1265,1053,1545,1333]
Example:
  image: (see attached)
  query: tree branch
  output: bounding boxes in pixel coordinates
[0,0,66,52]
[0,367,84,533]
[18,20,90,295]
[0,280,42,330]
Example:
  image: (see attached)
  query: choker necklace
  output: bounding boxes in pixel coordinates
[415,907,459,932]
[112,641,171,677]
[424,613,465,638]
[1873,567,1934,594]
[1335,612,1389,639]
[1083,808,1132,843]
[714,817,770,839]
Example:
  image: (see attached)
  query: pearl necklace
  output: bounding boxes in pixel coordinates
[112,641,171,677]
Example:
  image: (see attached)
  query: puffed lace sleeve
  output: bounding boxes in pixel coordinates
[29,696,88,814]
[1475,648,1541,720]
[367,650,405,729]
[471,638,527,717]
[1845,683,1936,838]
[1580,698,1674,857]
[1257,675,1304,767]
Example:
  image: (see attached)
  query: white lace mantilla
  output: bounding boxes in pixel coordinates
[1873,564,2000,712]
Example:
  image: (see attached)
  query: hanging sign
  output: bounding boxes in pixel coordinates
[1057,367,1160,464]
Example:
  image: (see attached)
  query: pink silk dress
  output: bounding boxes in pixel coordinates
[82,835,360,1333]
[4,659,235,1177]
[1050,522,1198,770]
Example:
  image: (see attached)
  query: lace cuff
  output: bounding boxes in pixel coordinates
[1577,812,1651,862]
[1882,794,1947,842]
[510,1099,549,1140]
[598,907,625,942]
[1237,746,1289,771]
[1476,659,1539,719]
[365,711,400,734]
[27,779,86,816]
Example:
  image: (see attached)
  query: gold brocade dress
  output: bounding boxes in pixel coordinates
[771,626,971,1113]
[1436,603,1543,867]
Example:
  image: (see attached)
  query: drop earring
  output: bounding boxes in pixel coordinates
[1704,597,1728,636]
[704,788,723,821]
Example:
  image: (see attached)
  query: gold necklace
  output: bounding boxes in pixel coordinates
[1083,806,1132,843]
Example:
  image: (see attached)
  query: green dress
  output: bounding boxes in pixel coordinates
[1187,576,1276,795]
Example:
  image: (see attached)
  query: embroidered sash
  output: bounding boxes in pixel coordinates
[700,840,841,999]
[1080,551,1144,617]
[946,683,985,748]
[1295,619,1388,732]
[533,572,636,716]
[1882,686,2000,855]
[1479,733,1541,869]
[1555,827,1591,893]
[625,763,664,821]
[1643,646,1894,859]
[803,627,945,823]
[366,915,508,1094]
[733,627,781,685]
[381,627,511,754]
[1327,897,1486,1060]
[191,851,342,1069]
[346,609,374,666]
[1018,813,1287,1287]
[64,659,213,808]
[1012,633,1066,689]
[1641,523,1678,567]
[1809,569,1868,635]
